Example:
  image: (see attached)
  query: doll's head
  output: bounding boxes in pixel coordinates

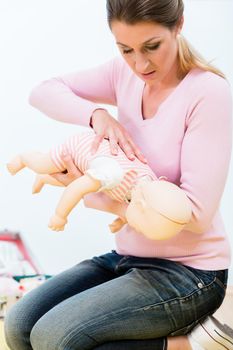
[125,180,191,240]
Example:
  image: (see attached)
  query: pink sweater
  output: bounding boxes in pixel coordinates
[29,56,232,270]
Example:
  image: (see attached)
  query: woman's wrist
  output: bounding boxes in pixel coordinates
[89,108,108,128]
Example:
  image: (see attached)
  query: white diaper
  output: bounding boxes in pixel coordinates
[86,156,124,191]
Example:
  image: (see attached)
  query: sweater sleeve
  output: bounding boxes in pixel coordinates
[29,58,119,127]
[180,77,232,234]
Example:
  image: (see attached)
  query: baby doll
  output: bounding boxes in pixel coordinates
[7,130,191,240]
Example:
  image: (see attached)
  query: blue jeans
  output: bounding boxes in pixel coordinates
[5,251,228,350]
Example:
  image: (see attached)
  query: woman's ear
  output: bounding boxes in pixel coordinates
[139,198,146,210]
[177,16,184,35]
[174,16,184,36]
[133,198,146,211]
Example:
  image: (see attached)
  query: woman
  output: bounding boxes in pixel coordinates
[5,1,232,349]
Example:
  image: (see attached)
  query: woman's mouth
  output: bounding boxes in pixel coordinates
[140,70,156,79]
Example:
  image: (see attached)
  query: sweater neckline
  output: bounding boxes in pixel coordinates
[137,69,195,126]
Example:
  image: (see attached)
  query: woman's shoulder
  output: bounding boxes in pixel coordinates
[187,68,231,96]
[184,69,232,126]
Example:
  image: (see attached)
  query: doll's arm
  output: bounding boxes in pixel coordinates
[109,216,127,233]
[48,174,101,231]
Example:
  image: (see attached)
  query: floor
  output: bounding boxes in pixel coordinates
[0,320,9,350]
[213,285,233,328]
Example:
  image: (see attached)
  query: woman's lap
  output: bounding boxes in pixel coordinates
[4,257,115,350]
[4,251,227,350]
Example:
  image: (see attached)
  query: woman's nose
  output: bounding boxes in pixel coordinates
[134,54,150,73]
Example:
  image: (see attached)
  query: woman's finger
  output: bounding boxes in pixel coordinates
[108,129,119,155]
[90,109,147,162]
[61,152,80,175]
[50,153,83,186]
[128,141,147,163]
[117,133,137,160]
[134,149,147,163]
[124,133,147,163]
[119,140,135,160]
[119,135,147,163]
[91,133,104,155]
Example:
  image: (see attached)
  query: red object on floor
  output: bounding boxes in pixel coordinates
[0,230,42,275]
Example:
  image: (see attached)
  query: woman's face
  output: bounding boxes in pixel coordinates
[111,20,182,87]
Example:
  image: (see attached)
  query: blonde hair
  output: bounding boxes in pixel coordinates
[177,34,225,78]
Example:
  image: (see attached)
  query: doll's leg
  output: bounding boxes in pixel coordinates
[32,174,64,194]
[7,152,59,175]
[48,174,101,231]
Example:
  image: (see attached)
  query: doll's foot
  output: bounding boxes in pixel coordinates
[48,214,67,231]
[109,217,126,233]
[32,175,44,194]
[7,155,25,175]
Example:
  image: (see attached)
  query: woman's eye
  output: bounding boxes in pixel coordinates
[145,43,161,51]
[122,43,161,55]
[122,49,133,55]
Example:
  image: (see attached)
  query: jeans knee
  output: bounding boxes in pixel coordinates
[4,303,27,348]
[30,322,43,350]
[30,318,62,350]
[30,317,98,350]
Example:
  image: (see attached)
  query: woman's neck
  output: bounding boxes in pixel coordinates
[145,63,184,94]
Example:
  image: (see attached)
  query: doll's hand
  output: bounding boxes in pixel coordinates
[51,152,83,187]
[48,214,67,231]
[109,216,127,233]
[90,109,147,164]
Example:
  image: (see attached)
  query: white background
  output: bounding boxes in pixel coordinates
[0,0,232,281]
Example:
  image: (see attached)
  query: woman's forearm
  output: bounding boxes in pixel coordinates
[83,192,127,218]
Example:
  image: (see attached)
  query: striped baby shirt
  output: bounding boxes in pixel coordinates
[50,131,157,203]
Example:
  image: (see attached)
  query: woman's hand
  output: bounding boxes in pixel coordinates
[90,109,147,164]
[51,152,83,186]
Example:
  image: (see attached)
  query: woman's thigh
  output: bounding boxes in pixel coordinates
[4,258,115,350]
[30,256,227,350]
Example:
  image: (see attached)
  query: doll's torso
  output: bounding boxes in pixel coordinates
[50,131,157,203]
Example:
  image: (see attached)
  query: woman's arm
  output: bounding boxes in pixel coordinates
[84,192,128,219]
[180,77,232,233]
[29,57,147,163]
[29,58,118,127]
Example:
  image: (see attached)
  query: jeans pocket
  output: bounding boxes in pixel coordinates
[191,269,228,312]
[182,265,217,288]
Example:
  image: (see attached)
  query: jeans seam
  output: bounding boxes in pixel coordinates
[115,256,129,272]
[136,279,218,312]
[59,305,156,347]
[182,265,217,287]
[215,277,227,290]
[59,326,99,349]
